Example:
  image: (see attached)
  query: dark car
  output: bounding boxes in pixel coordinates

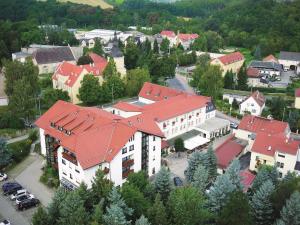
[2,183,23,195]
[173,177,183,187]
[17,198,40,210]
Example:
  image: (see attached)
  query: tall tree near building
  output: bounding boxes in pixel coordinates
[205,146,218,182]
[160,38,170,54]
[192,165,209,193]
[269,97,286,121]
[153,39,159,54]
[223,70,235,89]
[77,55,93,65]
[254,45,262,60]
[0,40,9,65]
[47,187,68,225]
[237,63,248,90]
[197,65,223,100]
[250,180,275,225]
[91,169,113,206]
[217,191,253,225]
[251,165,278,191]
[42,88,70,109]
[101,75,125,102]
[125,68,151,97]
[174,138,184,157]
[225,159,243,191]
[154,167,173,202]
[32,207,50,225]
[103,57,118,78]
[124,40,139,70]
[91,201,104,225]
[147,194,169,225]
[185,151,207,182]
[78,74,101,105]
[275,191,300,225]
[135,215,151,225]
[93,38,104,56]
[168,186,211,225]
[0,138,11,169]
[208,174,235,214]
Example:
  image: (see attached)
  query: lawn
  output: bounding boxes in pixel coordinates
[238,47,254,65]
[53,0,113,9]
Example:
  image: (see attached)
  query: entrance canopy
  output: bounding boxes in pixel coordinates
[184,135,210,150]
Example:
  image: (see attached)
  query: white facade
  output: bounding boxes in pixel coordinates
[39,128,47,156]
[279,59,300,71]
[239,97,265,116]
[223,93,247,104]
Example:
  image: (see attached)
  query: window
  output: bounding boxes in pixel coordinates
[278,153,285,158]
[263,160,266,164]
[152,168,155,175]
[153,136,156,141]
[153,156,155,161]
[279,172,283,178]
[280,163,284,168]
[63,171,67,176]
[129,145,134,151]
[122,147,127,154]
[75,168,80,173]
[153,146,156,151]
[70,173,73,179]
[62,159,66,165]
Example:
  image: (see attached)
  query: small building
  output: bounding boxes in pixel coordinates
[223,93,247,105]
[239,91,266,116]
[12,52,31,63]
[246,67,269,88]
[248,60,283,78]
[295,89,300,109]
[177,33,199,50]
[279,51,300,72]
[32,46,76,74]
[160,30,177,47]
[210,52,245,76]
[263,54,279,63]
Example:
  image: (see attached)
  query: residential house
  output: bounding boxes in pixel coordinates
[160,30,177,47]
[239,91,266,116]
[279,51,300,73]
[210,52,245,76]
[248,60,283,78]
[52,53,108,104]
[12,52,31,63]
[246,67,268,88]
[177,33,199,50]
[295,88,300,109]
[263,54,279,63]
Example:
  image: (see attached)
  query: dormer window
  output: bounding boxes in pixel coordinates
[163,123,167,129]
[67,130,71,135]
[58,126,63,131]
[172,121,175,126]
[50,122,55,127]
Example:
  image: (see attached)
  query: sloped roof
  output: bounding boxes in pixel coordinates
[33,47,75,64]
[52,62,85,87]
[138,82,182,102]
[238,115,288,135]
[247,67,260,78]
[178,33,199,42]
[160,30,176,38]
[279,51,300,61]
[240,170,255,192]
[113,102,143,112]
[263,54,278,63]
[218,52,244,65]
[296,88,300,97]
[249,60,283,71]
[244,91,265,107]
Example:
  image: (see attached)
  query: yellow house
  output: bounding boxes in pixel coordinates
[295,89,300,109]
[211,52,245,76]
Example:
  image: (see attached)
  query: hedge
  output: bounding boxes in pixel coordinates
[8,139,32,163]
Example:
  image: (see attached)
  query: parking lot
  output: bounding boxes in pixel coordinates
[270,70,295,88]
[0,153,54,225]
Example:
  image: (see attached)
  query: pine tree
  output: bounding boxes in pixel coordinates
[90,200,104,225]
[250,180,275,225]
[108,187,133,216]
[254,45,262,60]
[160,38,170,54]
[208,174,235,214]
[224,70,235,89]
[93,38,104,56]
[237,62,248,90]
[192,165,209,193]
[283,171,296,182]
[135,215,151,225]
[251,165,278,191]
[0,138,11,168]
[225,159,243,191]
[147,194,169,225]
[185,151,207,182]
[174,138,184,157]
[91,169,113,205]
[277,191,300,225]
[104,204,131,225]
[47,187,68,225]
[154,167,173,202]
[32,207,50,225]
[205,145,218,182]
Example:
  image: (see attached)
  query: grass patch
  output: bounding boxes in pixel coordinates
[238,47,254,65]
[0,129,29,139]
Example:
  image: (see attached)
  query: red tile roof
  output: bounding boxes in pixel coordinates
[218,52,244,65]
[244,91,265,107]
[215,135,245,169]
[263,54,278,63]
[178,33,199,42]
[251,132,299,156]
[295,88,300,97]
[161,30,176,38]
[240,170,255,192]
[238,115,289,135]
[113,102,143,112]
[247,67,260,78]
[138,82,182,102]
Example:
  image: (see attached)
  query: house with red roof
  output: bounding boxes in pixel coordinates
[239,91,266,116]
[160,30,199,50]
[246,67,269,88]
[211,52,245,76]
[52,53,108,104]
[295,88,300,109]
[263,54,279,63]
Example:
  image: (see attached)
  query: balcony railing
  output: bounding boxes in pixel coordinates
[122,159,134,168]
[122,169,134,179]
[62,152,78,165]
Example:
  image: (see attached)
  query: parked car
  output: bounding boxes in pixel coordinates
[17,198,40,210]
[2,182,23,195]
[173,177,183,187]
[16,194,34,205]
[0,173,8,181]
[230,122,238,129]
[10,189,27,200]
[0,220,11,225]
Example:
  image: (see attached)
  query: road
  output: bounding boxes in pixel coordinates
[167,73,240,124]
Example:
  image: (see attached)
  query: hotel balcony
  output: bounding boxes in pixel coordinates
[122,159,134,168]
[122,169,134,179]
[62,152,78,165]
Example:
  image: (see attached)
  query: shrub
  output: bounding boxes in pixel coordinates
[8,139,32,163]
[29,129,38,142]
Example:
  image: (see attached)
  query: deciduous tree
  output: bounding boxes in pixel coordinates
[78,74,101,105]
[147,194,168,225]
[125,68,151,97]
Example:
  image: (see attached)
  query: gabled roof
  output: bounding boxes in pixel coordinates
[238,115,288,135]
[178,33,199,42]
[160,30,176,38]
[263,54,278,63]
[52,62,85,87]
[138,82,182,102]
[215,135,245,169]
[279,51,300,61]
[295,88,300,97]
[247,67,260,78]
[217,52,244,65]
[243,91,265,107]
[240,170,255,192]
[249,60,283,72]
[251,132,299,156]
[113,102,143,112]
[33,47,75,64]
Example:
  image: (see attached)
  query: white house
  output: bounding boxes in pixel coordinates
[239,91,266,116]
[279,51,300,72]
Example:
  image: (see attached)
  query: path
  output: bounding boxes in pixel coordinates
[6,134,29,144]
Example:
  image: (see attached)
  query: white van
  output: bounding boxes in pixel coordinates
[10,189,27,200]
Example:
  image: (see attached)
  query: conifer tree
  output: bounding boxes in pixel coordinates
[192,165,209,193]
[154,167,173,202]
[251,165,278,191]
[185,151,207,182]
[91,200,104,225]
[237,62,248,90]
[250,180,275,225]
[91,169,113,205]
[135,215,151,225]
[0,138,11,168]
[208,174,235,214]
[224,70,235,89]
[205,145,218,181]
[32,207,50,225]
[225,159,243,191]
[147,194,169,225]
[276,191,300,225]
[153,39,159,54]
[47,187,68,225]
[93,38,104,56]
[103,57,118,78]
